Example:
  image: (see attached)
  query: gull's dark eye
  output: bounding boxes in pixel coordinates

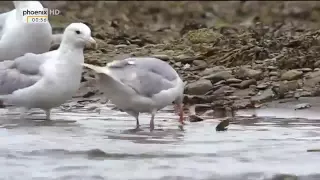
[75,30,81,34]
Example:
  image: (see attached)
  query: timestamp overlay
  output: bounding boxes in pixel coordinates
[21,8,60,23]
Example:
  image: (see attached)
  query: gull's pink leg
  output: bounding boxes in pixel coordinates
[178,104,185,125]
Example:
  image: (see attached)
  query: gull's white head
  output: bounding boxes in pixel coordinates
[13,1,43,9]
[61,23,97,49]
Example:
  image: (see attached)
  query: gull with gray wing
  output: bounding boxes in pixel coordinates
[82,57,185,131]
[0,22,97,120]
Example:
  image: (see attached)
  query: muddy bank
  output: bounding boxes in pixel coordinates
[1,1,320,117]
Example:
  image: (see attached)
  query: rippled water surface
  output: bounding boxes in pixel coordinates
[1,101,320,180]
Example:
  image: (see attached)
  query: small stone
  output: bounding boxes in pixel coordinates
[226,78,242,84]
[294,103,311,110]
[249,85,257,89]
[314,60,320,68]
[239,79,257,89]
[226,96,239,100]
[189,114,204,122]
[229,83,241,88]
[151,54,170,61]
[202,110,214,116]
[182,64,191,70]
[115,44,128,48]
[299,68,312,73]
[235,67,262,80]
[305,70,320,79]
[185,79,213,95]
[256,83,269,90]
[174,62,182,67]
[212,85,235,96]
[202,71,233,84]
[251,88,275,103]
[300,91,312,97]
[214,80,226,85]
[275,80,301,98]
[193,60,207,67]
[304,76,320,87]
[280,70,303,81]
[173,54,194,63]
[199,66,227,76]
[270,76,279,81]
[269,71,279,76]
[233,99,253,109]
[216,119,229,131]
[267,66,277,70]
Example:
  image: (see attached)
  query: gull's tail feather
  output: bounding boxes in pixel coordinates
[81,63,110,75]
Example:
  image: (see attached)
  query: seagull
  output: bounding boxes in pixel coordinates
[0,22,97,120]
[82,57,185,131]
[0,1,52,61]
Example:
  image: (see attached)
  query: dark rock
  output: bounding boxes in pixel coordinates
[189,114,204,122]
[216,119,230,131]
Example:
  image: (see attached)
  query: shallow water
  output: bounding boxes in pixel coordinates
[1,100,320,180]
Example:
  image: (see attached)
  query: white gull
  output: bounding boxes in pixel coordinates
[0,22,97,120]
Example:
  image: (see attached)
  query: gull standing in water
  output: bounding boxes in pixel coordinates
[82,57,185,131]
[0,22,97,120]
[0,1,53,61]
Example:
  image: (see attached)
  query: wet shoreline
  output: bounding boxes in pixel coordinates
[0,99,320,180]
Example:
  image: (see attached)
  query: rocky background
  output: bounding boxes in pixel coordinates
[1,1,320,116]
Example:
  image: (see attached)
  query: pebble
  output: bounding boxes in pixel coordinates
[239,79,257,89]
[226,78,242,84]
[183,64,191,70]
[114,44,128,48]
[267,66,277,70]
[251,88,275,103]
[269,71,279,76]
[294,103,311,110]
[151,54,170,61]
[185,79,213,95]
[299,68,312,73]
[199,66,227,76]
[193,60,207,67]
[202,71,233,84]
[173,54,194,63]
[236,67,262,80]
[256,83,269,90]
[280,69,303,81]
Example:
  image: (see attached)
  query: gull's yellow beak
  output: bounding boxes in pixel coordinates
[85,37,97,49]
